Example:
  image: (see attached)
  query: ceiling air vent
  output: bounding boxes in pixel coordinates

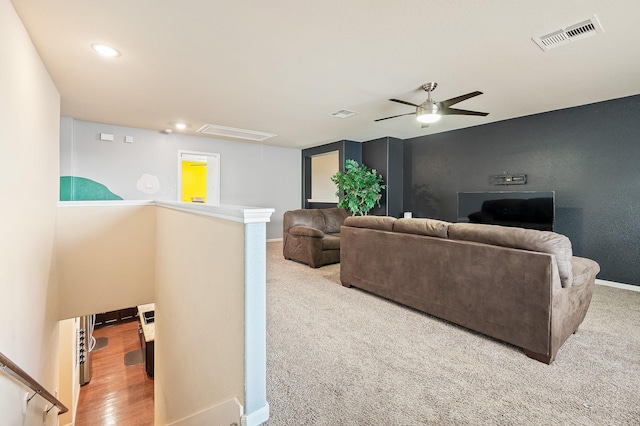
[330,109,358,119]
[197,124,277,142]
[533,15,603,51]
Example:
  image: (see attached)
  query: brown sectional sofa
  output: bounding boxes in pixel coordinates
[340,216,600,364]
[283,208,351,268]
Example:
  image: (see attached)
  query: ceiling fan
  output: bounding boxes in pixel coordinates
[375,82,488,127]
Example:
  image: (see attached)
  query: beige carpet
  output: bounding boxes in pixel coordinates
[265,241,640,425]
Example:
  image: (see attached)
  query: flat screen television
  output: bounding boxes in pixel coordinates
[457,191,555,231]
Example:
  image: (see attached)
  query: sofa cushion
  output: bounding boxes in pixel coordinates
[321,208,351,233]
[393,218,451,238]
[343,216,396,231]
[322,233,341,250]
[448,223,574,287]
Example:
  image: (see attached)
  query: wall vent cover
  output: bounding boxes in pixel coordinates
[533,15,603,51]
[197,124,277,141]
[330,109,358,119]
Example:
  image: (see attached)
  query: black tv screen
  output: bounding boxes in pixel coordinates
[457,191,555,231]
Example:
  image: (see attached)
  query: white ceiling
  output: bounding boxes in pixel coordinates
[10,0,640,149]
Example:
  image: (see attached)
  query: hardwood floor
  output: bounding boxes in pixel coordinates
[75,320,154,426]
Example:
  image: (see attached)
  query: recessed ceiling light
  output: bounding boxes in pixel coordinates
[91,43,120,57]
[175,123,187,130]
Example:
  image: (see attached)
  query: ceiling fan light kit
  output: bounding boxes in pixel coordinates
[375,81,488,126]
[416,104,441,124]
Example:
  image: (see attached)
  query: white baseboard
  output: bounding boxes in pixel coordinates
[241,403,270,426]
[595,278,639,292]
[267,237,283,243]
[167,398,243,426]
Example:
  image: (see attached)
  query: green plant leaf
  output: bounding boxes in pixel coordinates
[331,160,386,216]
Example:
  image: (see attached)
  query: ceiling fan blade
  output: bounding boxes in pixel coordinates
[389,98,420,108]
[374,112,416,122]
[440,107,489,117]
[438,91,483,109]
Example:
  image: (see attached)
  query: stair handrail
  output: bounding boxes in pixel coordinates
[0,351,69,415]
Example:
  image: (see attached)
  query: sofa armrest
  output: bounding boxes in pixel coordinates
[570,256,600,287]
[288,225,325,238]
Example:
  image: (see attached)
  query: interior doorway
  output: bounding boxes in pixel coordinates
[310,151,339,203]
[178,150,221,205]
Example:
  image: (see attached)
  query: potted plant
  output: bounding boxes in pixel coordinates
[331,159,386,216]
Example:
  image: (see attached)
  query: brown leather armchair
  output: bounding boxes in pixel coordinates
[283,208,351,268]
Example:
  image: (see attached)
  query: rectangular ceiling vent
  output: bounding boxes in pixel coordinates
[533,15,603,51]
[197,124,277,142]
[330,109,358,119]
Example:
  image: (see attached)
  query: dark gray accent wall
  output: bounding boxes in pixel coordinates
[363,137,404,217]
[405,94,640,286]
[302,140,361,209]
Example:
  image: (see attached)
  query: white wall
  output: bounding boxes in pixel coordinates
[0,0,62,423]
[60,118,300,239]
[154,206,245,425]
[58,318,80,426]
[56,204,156,320]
